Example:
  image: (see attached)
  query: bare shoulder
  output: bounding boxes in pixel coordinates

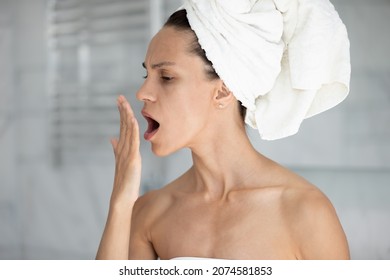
[132,183,175,223]
[280,175,350,259]
[129,177,182,259]
[132,170,188,223]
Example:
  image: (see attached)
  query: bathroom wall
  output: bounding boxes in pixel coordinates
[0,0,389,259]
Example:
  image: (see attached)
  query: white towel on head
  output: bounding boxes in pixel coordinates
[181,0,350,140]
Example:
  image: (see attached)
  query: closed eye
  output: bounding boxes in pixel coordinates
[161,76,173,81]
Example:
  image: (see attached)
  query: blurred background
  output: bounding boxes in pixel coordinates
[0,0,389,259]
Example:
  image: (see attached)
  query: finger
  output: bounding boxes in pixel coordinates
[119,95,134,134]
[121,95,135,119]
[110,138,118,154]
[117,96,127,145]
[118,95,138,157]
[121,98,136,152]
[130,117,140,155]
[122,96,132,125]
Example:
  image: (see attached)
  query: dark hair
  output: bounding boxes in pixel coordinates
[164,9,247,121]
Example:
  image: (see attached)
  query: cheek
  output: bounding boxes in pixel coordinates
[185,84,213,113]
[158,82,213,140]
[176,95,211,130]
[150,92,212,156]
[166,84,211,122]
[158,96,209,148]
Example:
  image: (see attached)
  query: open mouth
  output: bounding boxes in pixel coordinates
[144,115,160,140]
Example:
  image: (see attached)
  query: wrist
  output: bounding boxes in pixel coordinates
[109,197,136,215]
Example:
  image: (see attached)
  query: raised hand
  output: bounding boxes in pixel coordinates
[96,95,142,259]
[110,95,141,208]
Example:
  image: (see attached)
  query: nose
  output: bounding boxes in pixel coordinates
[136,80,157,103]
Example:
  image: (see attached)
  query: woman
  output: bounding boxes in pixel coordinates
[96,0,350,260]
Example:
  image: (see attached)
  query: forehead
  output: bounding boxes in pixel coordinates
[145,27,193,65]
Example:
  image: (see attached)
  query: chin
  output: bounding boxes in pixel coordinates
[150,143,177,157]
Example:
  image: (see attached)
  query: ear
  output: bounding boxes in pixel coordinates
[213,82,234,109]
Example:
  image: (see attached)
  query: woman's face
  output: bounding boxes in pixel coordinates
[137,27,220,156]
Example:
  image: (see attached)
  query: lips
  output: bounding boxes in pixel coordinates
[142,110,160,140]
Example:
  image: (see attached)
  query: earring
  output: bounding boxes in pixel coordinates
[218,103,224,108]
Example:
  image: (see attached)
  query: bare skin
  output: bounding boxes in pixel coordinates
[96,26,350,260]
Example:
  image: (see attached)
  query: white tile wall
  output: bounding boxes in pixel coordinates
[0,0,389,260]
[296,168,390,260]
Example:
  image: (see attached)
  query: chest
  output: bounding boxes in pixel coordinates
[150,198,294,259]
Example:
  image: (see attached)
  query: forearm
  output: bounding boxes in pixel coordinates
[96,202,134,260]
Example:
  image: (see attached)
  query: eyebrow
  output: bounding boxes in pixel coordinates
[142,61,176,69]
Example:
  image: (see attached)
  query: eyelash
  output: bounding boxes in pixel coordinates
[142,75,173,82]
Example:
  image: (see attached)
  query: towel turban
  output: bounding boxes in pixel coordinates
[181,0,350,140]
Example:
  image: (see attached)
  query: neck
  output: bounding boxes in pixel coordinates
[188,124,268,200]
